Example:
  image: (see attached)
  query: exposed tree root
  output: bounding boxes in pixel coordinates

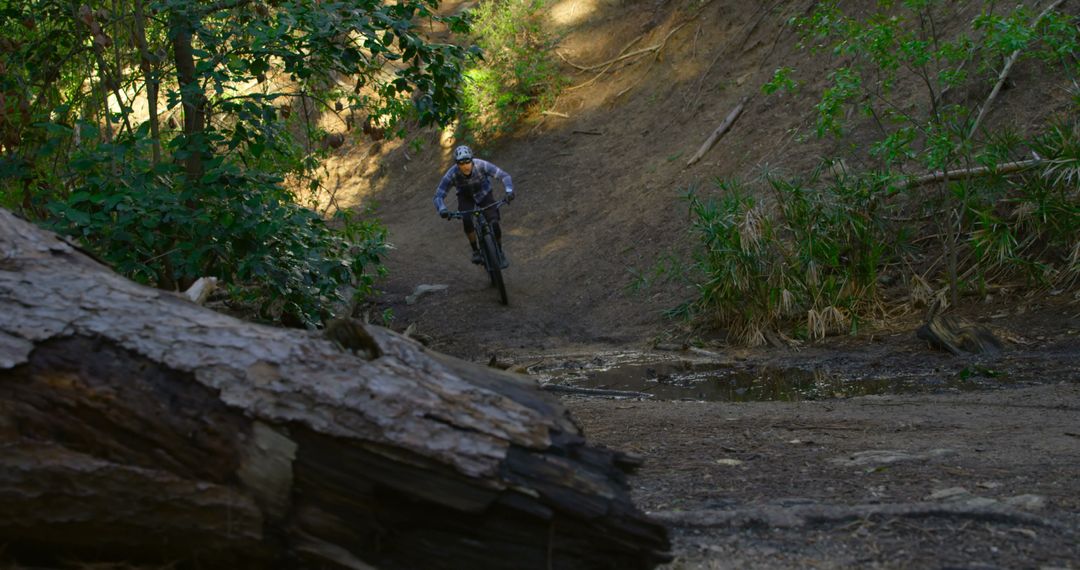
[541,384,655,399]
[562,21,690,92]
[652,501,1063,530]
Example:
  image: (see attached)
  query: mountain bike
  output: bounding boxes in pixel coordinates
[447,199,508,305]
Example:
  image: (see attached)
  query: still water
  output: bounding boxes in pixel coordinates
[531,354,1008,401]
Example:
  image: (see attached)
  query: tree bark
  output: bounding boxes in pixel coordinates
[0,208,670,569]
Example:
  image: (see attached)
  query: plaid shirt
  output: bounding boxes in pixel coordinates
[433,158,514,212]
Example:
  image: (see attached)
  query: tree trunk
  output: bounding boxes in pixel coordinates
[134,0,162,165]
[0,208,670,569]
[168,11,205,181]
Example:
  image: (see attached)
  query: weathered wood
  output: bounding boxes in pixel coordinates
[916,314,1004,356]
[0,209,670,569]
[182,275,218,304]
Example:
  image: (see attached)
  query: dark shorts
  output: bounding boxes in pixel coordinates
[457,192,500,234]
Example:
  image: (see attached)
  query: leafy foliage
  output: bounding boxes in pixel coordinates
[794,0,1077,164]
[0,0,474,326]
[47,131,387,327]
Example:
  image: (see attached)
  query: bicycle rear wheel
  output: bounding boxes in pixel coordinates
[480,233,508,305]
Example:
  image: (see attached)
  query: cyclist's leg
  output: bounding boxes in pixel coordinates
[457,193,482,262]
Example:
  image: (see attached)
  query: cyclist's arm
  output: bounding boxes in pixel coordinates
[432,167,456,212]
[479,160,513,194]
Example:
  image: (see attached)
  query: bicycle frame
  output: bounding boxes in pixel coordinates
[447,198,508,304]
[448,199,505,267]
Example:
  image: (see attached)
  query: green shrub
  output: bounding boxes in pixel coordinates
[458,0,564,143]
[46,128,386,328]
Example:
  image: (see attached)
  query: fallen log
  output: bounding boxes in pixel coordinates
[0,209,670,569]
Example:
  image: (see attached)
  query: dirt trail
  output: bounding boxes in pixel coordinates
[320,0,1080,566]
[568,380,1080,569]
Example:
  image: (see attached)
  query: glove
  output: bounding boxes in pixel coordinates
[439,209,450,219]
[505,192,515,203]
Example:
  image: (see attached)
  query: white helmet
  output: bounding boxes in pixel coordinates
[453,145,473,163]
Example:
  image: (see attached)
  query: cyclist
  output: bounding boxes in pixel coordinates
[433,145,515,268]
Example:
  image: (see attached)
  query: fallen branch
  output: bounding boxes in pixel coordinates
[686,96,749,167]
[968,0,1067,138]
[904,158,1043,189]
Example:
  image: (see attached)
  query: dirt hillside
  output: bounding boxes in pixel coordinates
[319,0,1075,360]
[317,1,1080,567]
[322,0,832,357]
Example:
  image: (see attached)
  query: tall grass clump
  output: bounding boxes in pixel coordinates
[679,169,895,345]
[973,115,1080,288]
[677,115,1078,345]
[458,0,564,143]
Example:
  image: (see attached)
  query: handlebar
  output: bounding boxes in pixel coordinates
[444,199,507,220]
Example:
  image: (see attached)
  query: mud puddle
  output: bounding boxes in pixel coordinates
[528,352,1013,402]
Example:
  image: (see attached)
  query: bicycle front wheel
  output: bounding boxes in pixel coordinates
[480,233,508,305]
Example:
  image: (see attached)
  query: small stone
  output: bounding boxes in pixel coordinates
[961,496,1001,509]
[1010,528,1037,539]
[1004,494,1046,511]
[406,284,449,305]
[926,487,970,501]
[830,448,957,467]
